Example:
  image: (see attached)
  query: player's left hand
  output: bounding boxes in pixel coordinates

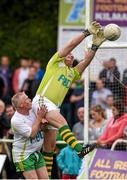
[88,21,101,35]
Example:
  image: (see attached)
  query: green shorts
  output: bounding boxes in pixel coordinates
[15,151,46,172]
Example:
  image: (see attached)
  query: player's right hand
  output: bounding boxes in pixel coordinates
[88,21,101,35]
[92,29,106,47]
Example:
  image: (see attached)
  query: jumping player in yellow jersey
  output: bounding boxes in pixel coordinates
[32,21,106,177]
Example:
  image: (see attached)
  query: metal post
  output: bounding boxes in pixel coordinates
[83,0,91,178]
[84,0,91,146]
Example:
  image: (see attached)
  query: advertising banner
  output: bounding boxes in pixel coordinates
[59,0,85,26]
[93,0,127,26]
[78,149,127,179]
[90,149,127,179]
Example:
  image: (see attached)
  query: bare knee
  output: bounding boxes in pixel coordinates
[46,111,68,128]
[23,170,38,179]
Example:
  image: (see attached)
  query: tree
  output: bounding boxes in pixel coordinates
[0,0,58,67]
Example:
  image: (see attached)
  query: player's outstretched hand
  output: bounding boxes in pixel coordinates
[37,105,48,122]
[88,21,101,35]
[92,29,106,47]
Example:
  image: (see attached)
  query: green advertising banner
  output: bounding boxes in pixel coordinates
[59,0,85,26]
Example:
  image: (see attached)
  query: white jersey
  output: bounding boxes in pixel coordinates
[11,108,44,163]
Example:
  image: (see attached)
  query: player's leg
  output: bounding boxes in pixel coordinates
[43,129,57,152]
[46,110,96,158]
[36,167,49,179]
[32,95,58,178]
[15,154,39,179]
[42,129,57,178]
[35,151,49,179]
[23,170,38,179]
[46,110,82,152]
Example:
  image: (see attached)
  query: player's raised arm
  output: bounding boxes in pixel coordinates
[76,30,106,75]
[58,21,101,58]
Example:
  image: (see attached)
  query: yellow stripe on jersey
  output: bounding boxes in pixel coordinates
[20,142,26,161]
[18,162,24,171]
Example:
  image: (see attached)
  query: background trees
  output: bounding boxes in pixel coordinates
[0,0,58,67]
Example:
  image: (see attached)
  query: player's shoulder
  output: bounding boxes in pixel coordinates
[11,111,23,125]
[53,51,59,58]
[49,52,59,62]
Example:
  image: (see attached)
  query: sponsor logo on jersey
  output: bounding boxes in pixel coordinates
[58,74,71,88]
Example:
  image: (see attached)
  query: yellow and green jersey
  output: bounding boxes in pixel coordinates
[37,52,80,106]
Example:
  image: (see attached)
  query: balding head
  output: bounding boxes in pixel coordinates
[11,92,24,109]
[11,92,32,114]
[77,107,84,123]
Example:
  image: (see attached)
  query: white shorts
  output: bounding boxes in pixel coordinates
[32,95,59,130]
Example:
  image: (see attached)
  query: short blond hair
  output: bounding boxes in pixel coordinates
[11,92,24,109]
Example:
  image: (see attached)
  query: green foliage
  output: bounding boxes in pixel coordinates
[0,0,58,67]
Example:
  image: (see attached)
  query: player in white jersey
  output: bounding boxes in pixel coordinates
[11,92,49,179]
